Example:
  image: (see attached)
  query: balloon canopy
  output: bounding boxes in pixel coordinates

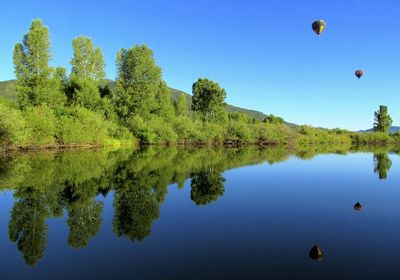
[312,20,326,36]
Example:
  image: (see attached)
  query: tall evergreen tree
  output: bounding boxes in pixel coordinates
[191,78,227,122]
[13,19,66,109]
[373,105,392,133]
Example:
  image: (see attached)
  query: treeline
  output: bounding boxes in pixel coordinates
[0,19,397,149]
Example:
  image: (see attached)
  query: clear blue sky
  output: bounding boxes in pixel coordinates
[1,0,399,130]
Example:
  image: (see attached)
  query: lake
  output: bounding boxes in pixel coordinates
[1,146,400,279]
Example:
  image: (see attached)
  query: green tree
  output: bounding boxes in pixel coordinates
[70,36,105,82]
[263,114,284,124]
[191,78,227,122]
[175,94,188,116]
[13,19,65,109]
[154,81,174,119]
[373,105,393,133]
[67,36,106,112]
[114,45,162,120]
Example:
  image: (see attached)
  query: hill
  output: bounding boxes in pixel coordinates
[0,79,291,125]
[358,126,400,134]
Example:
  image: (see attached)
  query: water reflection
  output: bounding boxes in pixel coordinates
[309,245,324,261]
[373,153,392,179]
[0,145,397,266]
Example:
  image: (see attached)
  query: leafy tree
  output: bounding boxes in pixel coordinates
[114,45,162,120]
[175,94,188,116]
[190,168,225,205]
[374,105,392,133]
[154,81,174,119]
[70,36,105,82]
[263,114,284,124]
[13,19,66,109]
[373,153,392,179]
[191,78,227,122]
[67,36,106,112]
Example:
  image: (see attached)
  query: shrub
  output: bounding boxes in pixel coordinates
[0,101,31,146]
[23,105,57,145]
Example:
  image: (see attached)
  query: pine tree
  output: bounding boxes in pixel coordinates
[373,105,393,133]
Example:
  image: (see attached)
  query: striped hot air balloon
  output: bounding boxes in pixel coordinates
[312,20,326,36]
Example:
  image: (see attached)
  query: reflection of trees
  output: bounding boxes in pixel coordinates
[190,168,225,205]
[373,153,392,179]
[8,187,49,266]
[113,168,161,241]
[63,181,104,248]
[5,145,398,266]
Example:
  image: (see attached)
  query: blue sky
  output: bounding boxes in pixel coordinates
[0,0,399,130]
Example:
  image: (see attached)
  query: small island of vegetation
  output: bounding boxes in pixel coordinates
[0,19,398,150]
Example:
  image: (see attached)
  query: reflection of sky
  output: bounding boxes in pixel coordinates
[1,153,400,279]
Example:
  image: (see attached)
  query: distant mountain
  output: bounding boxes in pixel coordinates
[358,126,400,134]
[0,79,296,126]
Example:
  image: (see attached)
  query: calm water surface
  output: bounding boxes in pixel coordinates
[0,146,399,279]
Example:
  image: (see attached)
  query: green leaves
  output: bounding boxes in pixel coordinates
[192,78,227,122]
[374,105,393,133]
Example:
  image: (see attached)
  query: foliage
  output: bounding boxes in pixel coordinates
[374,105,392,133]
[13,19,66,110]
[192,78,227,122]
[114,45,162,120]
[23,105,57,145]
[0,101,31,146]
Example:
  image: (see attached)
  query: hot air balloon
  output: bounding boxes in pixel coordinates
[354,202,363,211]
[309,245,324,261]
[355,70,364,79]
[312,20,326,36]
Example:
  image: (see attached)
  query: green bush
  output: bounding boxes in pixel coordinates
[56,107,111,144]
[147,117,178,143]
[24,105,57,145]
[0,101,31,146]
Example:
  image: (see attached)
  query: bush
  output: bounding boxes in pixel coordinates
[24,105,57,145]
[147,117,178,143]
[0,101,31,146]
[56,107,111,144]
[172,116,202,142]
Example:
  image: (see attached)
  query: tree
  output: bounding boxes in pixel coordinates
[114,45,162,120]
[67,36,106,112]
[263,114,284,124]
[374,105,392,133]
[175,94,188,116]
[154,81,174,119]
[191,78,227,122]
[13,19,66,109]
[70,36,105,82]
